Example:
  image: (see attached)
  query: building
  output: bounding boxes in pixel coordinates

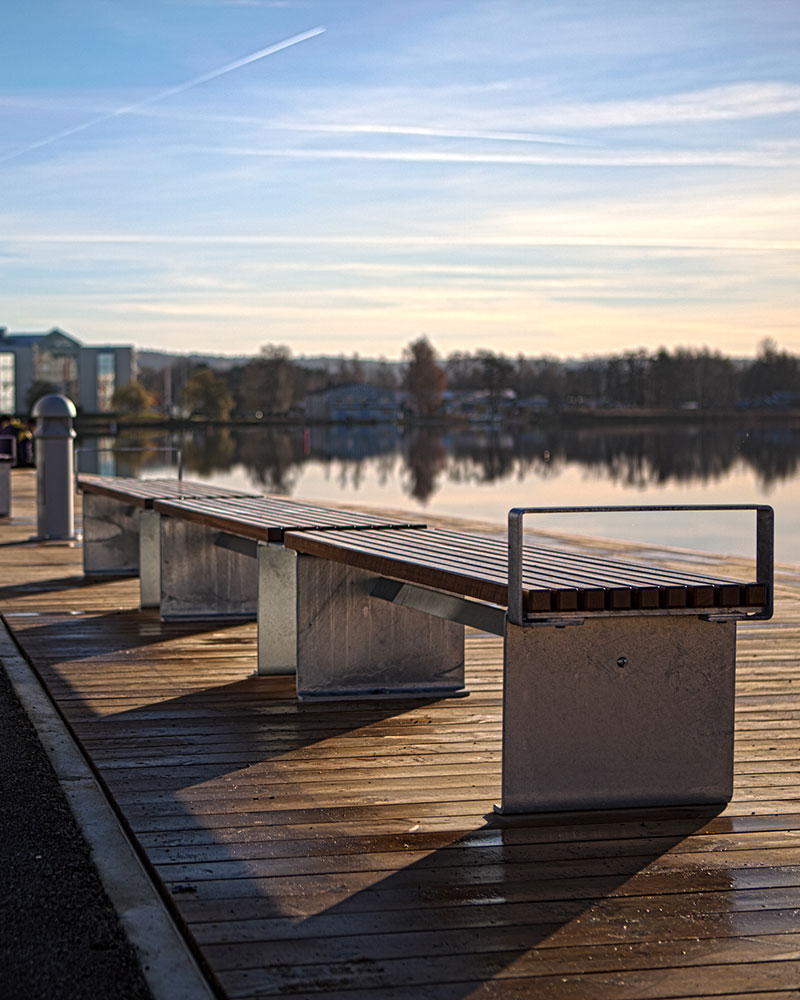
[304,384,401,422]
[0,326,135,415]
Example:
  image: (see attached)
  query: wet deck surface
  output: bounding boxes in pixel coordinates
[3,470,800,999]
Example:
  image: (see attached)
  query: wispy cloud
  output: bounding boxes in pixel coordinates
[517,83,800,129]
[0,27,325,166]
[9,232,800,252]
[187,141,800,169]
[7,80,797,140]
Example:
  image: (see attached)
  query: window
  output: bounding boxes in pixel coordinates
[34,343,79,401]
[96,352,115,412]
[0,353,14,412]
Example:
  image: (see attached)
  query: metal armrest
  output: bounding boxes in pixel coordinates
[507,504,774,625]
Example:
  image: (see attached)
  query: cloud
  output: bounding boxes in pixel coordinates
[187,141,800,169]
[0,27,325,166]
[519,83,800,129]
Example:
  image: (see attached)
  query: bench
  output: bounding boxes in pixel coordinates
[78,478,775,814]
[270,504,773,814]
[78,475,263,606]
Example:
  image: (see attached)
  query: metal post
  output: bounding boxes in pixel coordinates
[32,394,77,540]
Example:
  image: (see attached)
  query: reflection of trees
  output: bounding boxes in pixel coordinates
[108,431,172,477]
[337,460,366,492]
[403,429,446,502]
[738,429,800,488]
[506,424,800,491]
[446,430,517,485]
[235,428,301,493]
[182,427,236,477]
[559,426,751,487]
[92,420,800,499]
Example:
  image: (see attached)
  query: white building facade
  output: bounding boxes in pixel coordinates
[0,327,135,415]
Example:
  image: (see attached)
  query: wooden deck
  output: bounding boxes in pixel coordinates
[3,469,800,999]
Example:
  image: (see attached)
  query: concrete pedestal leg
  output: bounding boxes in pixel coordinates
[139,509,161,609]
[256,543,298,675]
[294,556,465,699]
[82,494,140,575]
[500,615,736,814]
[160,518,257,620]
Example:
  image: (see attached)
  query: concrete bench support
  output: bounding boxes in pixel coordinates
[501,614,737,813]
[82,494,140,575]
[139,509,161,609]
[257,544,298,675]
[160,518,258,620]
[283,555,466,699]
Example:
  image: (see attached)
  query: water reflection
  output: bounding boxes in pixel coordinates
[78,422,800,498]
[405,428,448,501]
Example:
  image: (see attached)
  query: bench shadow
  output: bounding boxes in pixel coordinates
[212,807,731,997]
[6,610,738,998]
[0,572,135,599]
[3,607,258,661]
[48,676,731,998]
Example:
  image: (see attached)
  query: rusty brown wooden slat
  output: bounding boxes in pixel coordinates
[283,527,763,613]
[325,523,757,591]
[152,494,425,540]
[77,474,259,506]
[153,843,800,885]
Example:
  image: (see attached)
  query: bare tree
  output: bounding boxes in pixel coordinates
[405,337,446,417]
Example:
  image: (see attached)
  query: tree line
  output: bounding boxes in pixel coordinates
[114,337,800,420]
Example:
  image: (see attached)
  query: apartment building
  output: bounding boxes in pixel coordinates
[0,326,135,415]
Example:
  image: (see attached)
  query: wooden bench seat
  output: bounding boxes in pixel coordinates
[282,525,767,617]
[78,476,423,614]
[146,494,425,620]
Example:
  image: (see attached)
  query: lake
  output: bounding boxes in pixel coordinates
[76,420,800,567]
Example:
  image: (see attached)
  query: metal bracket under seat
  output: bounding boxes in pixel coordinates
[369,577,507,636]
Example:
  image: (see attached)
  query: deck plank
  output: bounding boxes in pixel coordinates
[2,469,800,999]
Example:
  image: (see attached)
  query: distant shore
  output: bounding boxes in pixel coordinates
[74,406,800,435]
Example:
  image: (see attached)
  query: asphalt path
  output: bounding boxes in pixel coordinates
[0,662,153,1000]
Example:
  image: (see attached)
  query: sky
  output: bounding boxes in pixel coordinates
[2,0,799,360]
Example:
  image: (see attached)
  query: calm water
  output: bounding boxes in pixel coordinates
[76,421,800,567]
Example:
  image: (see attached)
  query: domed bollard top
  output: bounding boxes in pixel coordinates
[33,393,77,540]
[32,393,78,427]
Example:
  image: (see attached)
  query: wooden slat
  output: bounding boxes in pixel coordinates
[284,527,765,614]
[77,474,259,506]
[151,495,426,541]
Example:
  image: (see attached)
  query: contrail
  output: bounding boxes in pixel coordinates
[0,26,325,166]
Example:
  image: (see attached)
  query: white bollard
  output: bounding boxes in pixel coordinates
[32,394,77,540]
